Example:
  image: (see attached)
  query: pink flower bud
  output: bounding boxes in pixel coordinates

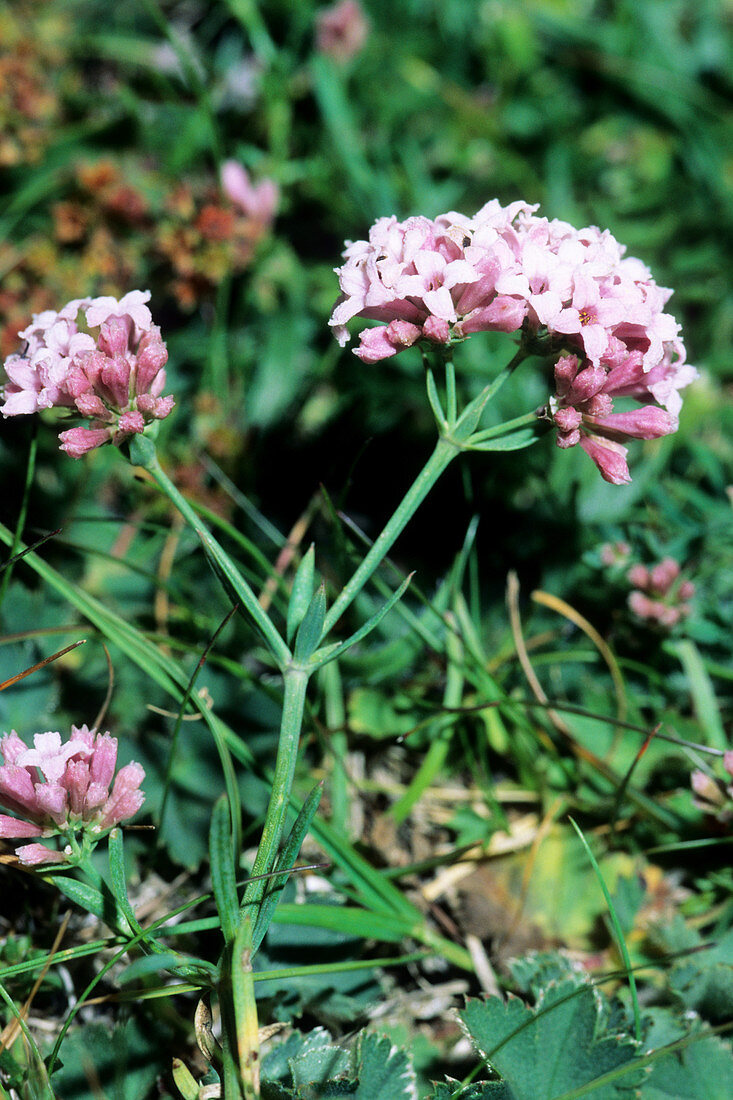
[422,317,450,344]
[0,814,44,838]
[386,320,422,347]
[59,426,112,458]
[627,565,650,588]
[553,407,582,432]
[16,843,64,865]
[554,355,579,395]
[64,760,91,816]
[628,591,656,618]
[135,328,168,394]
[100,356,132,408]
[580,436,631,485]
[89,733,118,789]
[99,762,145,829]
[354,327,402,363]
[1,732,29,766]
[649,557,680,595]
[74,393,111,420]
[98,316,133,357]
[116,409,145,436]
[34,784,68,823]
[678,580,695,601]
[555,428,581,448]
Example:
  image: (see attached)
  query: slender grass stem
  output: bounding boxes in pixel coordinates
[133,441,291,669]
[323,435,458,634]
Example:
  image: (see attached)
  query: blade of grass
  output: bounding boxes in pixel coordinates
[568,816,641,1042]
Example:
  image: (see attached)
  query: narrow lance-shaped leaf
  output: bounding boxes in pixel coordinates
[310,573,414,671]
[251,781,324,955]
[287,543,316,644]
[294,582,327,661]
[209,795,240,946]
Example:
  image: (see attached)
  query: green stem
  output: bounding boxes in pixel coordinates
[135,442,291,670]
[466,409,540,444]
[323,436,458,634]
[242,666,309,911]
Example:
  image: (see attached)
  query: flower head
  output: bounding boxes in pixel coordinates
[316,0,369,63]
[330,199,696,482]
[691,753,733,826]
[625,554,695,628]
[330,200,688,373]
[1,291,174,458]
[0,725,145,865]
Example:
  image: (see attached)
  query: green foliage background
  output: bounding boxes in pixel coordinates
[0,0,731,1097]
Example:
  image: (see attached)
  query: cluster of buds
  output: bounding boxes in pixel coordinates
[599,541,631,567]
[0,726,145,865]
[157,160,278,309]
[0,290,174,457]
[691,755,733,827]
[627,556,695,628]
[315,0,370,63]
[330,199,696,482]
[549,350,684,484]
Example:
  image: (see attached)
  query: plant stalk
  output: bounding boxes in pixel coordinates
[242,665,310,912]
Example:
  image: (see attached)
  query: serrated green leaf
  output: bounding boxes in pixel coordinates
[287,545,316,644]
[210,795,240,945]
[353,1033,417,1099]
[669,926,733,1022]
[428,1083,508,1099]
[289,1030,351,1095]
[294,584,327,661]
[459,981,643,1100]
[643,1031,733,1099]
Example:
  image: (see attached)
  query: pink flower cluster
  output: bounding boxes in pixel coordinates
[1,290,174,458]
[549,350,691,484]
[330,199,696,482]
[316,0,369,63]
[0,725,145,865]
[627,556,695,628]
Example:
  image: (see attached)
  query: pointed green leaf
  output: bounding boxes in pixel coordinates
[252,781,324,955]
[425,367,447,428]
[294,583,327,661]
[310,574,414,671]
[468,427,544,452]
[287,545,316,644]
[48,873,129,932]
[210,795,240,946]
